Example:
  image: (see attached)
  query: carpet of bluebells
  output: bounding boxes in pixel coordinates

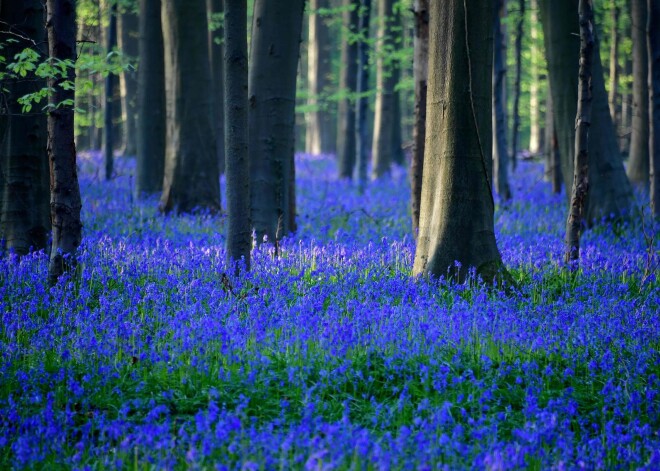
[1,151,659,470]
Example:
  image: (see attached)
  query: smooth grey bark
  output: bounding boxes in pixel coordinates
[413,0,506,284]
[411,0,429,237]
[493,0,512,201]
[356,0,371,192]
[608,0,620,125]
[118,9,138,156]
[0,0,50,255]
[529,0,543,154]
[104,1,118,180]
[160,0,220,213]
[566,0,594,265]
[249,0,305,243]
[337,0,360,179]
[510,0,524,171]
[628,0,650,185]
[207,0,225,175]
[540,0,633,224]
[224,0,251,272]
[136,0,165,195]
[650,0,660,216]
[544,88,563,193]
[46,0,83,285]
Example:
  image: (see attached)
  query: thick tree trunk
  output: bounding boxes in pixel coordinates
[104,2,118,180]
[566,0,594,265]
[136,0,166,195]
[356,0,371,192]
[118,9,138,156]
[224,0,251,272]
[540,0,633,224]
[529,0,543,155]
[249,0,305,243]
[650,0,660,216]
[510,0,524,171]
[411,0,429,237]
[207,0,225,175]
[493,0,512,201]
[628,0,650,185]
[608,0,620,125]
[0,0,50,255]
[337,0,360,179]
[413,0,505,284]
[160,0,220,213]
[46,0,83,285]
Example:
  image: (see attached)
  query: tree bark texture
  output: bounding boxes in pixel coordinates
[337,0,360,179]
[649,0,660,216]
[356,0,371,192]
[629,0,650,185]
[411,0,429,237]
[608,0,620,126]
[510,0,524,171]
[566,0,594,265]
[529,0,543,155]
[493,0,512,201]
[224,0,251,272]
[136,0,166,195]
[540,0,633,224]
[413,0,505,284]
[46,0,83,284]
[249,0,305,243]
[104,1,117,180]
[160,0,220,214]
[0,0,51,255]
[207,0,225,174]
[118,9,138,156]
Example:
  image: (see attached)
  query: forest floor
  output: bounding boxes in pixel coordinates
[1,152,659,469]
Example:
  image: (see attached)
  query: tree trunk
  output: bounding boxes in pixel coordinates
[46,0,83,285]
[510,0,524,171]
[371,0,402,179]
[0,0,50,256]
[356,0,371,192]
[544,88,563,193]
[413,0,506,284]
[540,0,633,224]
[649,0,660,216]
[608,0,620,125]
[118,9,138,156]
[493,0,512,201]
[224,0,251,272]
[529,0,543,155]
[136,0,166,195]
[337,0,360,179]
[628,0,650,185]
[207,0,225,175]
[104,1,118,180]
[249,0,305,243]
[620,51,632,155]
[160,0,220,213]
[411,0,429,237]
[565,0,594,265]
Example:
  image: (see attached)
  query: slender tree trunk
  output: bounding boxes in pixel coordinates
[621,52,632,154]
[629,0,650,185]
[608,0,620,125]
[337,0,360,179]
[46,0,83,285]
[0,0,50,255]
[529,0,543,155]
[493,0,512,201]
[207,0,225,175]
[413,0,506,284]
[544,88,563,193]
[566,0,594,265]
[104,2,118,180]
[118,9,138,156]
[224,0,251,272]
[356,0,371,192]
[160,0,220,213]
[510,0,524,171]
[411,0,429,237]
[136,0,166,195]
[649,0,660,216]
[249,0,305,243]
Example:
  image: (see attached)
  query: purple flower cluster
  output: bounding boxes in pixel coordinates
[0,152,658,469]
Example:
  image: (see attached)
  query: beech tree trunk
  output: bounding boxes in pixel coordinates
[529,0,543,155]
[136,0,166,195]
[493,0,512,201]
[544,88,563,193]
[207,0,225,174]
[510,0,524,171]
[566,0,594,265]
[160,0,220,213]
[46,0,83,285]
[356,0,372,192]
[337,0,360,179]
[118,9,138,156]
[608,0,620,125]
[650,0,660,216]
[249,0,305,243]
[0,0,50,256]
[413,0,506,284]
[104,1,118,180]
[411,0,429,237]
